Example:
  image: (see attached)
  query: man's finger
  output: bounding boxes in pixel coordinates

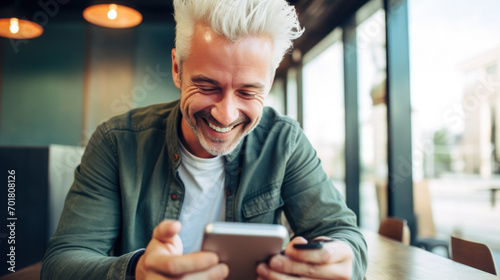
[182,262,229,280]
[284,238,351,264]
[138,262,228,280]
[145,251,223,277]
[266,254,339,279]
[257,262,316,280]
[153,220,182,243]
[150,220,183,256]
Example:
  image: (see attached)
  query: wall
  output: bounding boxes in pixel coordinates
[0,22,85,146]
[134,23,179,108]
[0,20,178,146]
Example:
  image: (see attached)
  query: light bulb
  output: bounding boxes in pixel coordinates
[10,18,19,34]
[83,4,142,28]
[107,4,118,20]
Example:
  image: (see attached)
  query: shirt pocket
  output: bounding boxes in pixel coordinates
[242,184,284,223]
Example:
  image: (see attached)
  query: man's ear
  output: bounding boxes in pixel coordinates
[172,48,181,89]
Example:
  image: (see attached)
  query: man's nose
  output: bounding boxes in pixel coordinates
[211,93,240,127]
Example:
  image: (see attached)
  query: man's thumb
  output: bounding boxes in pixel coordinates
[153,220,182,243]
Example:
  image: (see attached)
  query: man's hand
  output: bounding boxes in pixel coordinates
[256,236,354,280]
[135,220,229,280]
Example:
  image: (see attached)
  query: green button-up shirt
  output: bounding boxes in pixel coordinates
[42,100,367,279]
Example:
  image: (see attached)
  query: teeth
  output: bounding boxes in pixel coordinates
[208,122,234,133]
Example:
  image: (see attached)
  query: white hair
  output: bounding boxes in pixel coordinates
[173,0,304,70]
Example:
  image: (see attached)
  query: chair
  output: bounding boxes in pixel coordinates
[378,217,411,245]
[451,236,498,275]
[0,145,83,278]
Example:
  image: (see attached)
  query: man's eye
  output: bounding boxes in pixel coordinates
[239,91,256,98]
[199,87,218,93]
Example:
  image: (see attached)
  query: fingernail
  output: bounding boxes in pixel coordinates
[257,263,266,275]
[270,257,283,269]
[220,264,229,277]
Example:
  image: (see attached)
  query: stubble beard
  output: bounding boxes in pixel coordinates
[181,108,261,156]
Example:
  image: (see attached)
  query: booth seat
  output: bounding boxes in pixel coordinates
[0,145,84,277]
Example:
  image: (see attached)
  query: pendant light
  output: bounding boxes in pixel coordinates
[83,3,142,28]
[0,1,44,39]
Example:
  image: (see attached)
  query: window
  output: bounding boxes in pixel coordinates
[266,77,285,115]
[286,68,299,121]
[302,29,346,196]
[409,0,500,254]
[356,7,388,231]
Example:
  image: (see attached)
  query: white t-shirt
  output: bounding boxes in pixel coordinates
[177,141,226,253]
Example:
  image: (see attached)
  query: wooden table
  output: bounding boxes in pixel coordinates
[0,262,41,280]
[3,232,500,280]
[363,230,500,279]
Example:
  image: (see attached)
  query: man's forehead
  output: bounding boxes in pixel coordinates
[190,74,267,89]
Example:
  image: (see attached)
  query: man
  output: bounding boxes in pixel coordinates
[42,0,367,279]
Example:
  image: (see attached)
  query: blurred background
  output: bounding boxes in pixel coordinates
[1,0,499,274]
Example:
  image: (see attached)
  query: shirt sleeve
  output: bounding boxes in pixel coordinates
[41,123,137,280]
[281,126,368,280]
[126,249,146,278]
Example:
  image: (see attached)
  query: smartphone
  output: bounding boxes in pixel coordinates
[201,222,288,280]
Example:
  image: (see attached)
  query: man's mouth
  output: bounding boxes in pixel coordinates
[208,121,235,133]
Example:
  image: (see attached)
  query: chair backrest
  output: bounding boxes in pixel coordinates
[451,236,498,275]
[378,217,411,245]
[48,144,85,237]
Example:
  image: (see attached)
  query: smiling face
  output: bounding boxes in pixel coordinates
[172,24,274,158]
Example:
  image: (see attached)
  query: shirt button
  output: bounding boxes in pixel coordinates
[226,188,233,196]
[170,193,179,200]
[172,153,179,161]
